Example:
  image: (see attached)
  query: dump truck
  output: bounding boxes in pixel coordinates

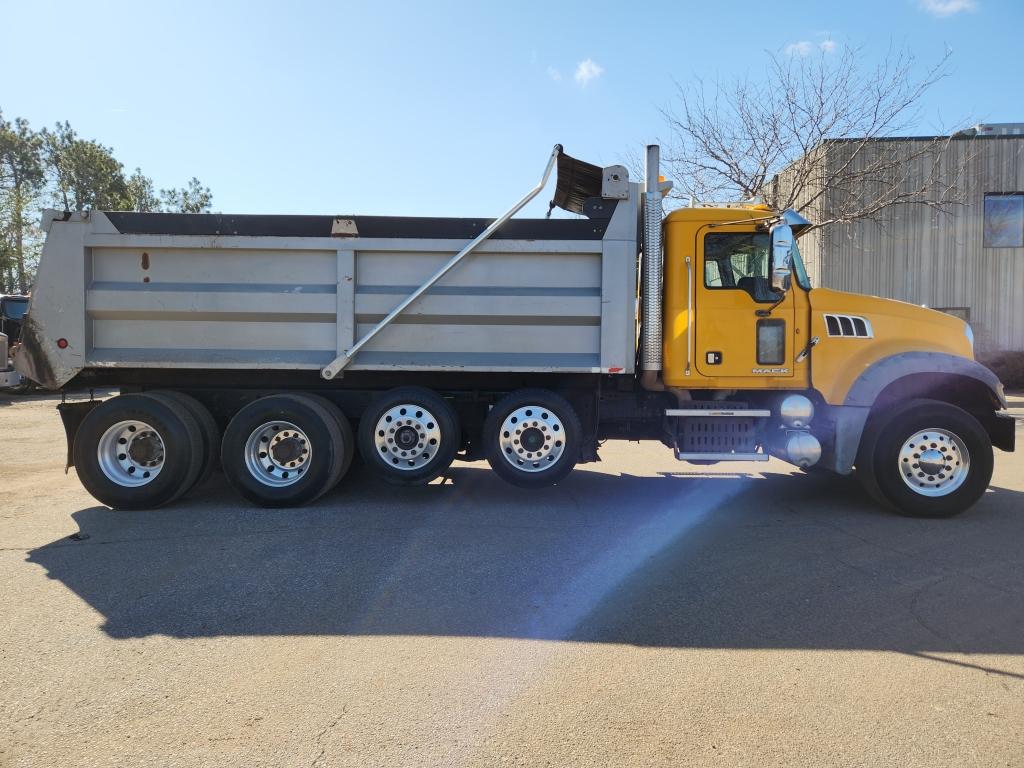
[12,145,1015,516]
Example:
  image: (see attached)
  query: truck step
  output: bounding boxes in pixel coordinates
[674,451,770,462]
[665,408,771,417]
[667,405,765,457]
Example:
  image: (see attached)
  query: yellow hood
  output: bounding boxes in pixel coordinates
[809,288,974,404]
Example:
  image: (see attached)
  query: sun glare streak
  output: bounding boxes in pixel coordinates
[520,475,753,641]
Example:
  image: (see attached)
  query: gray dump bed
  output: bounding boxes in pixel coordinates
[18,179,640,389]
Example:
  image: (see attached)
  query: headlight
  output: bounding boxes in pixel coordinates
[779,394,814,428]
[964,323,975,353]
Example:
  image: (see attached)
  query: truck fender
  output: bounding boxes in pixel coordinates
[821,352,1008,474]
[842,352,1006,409]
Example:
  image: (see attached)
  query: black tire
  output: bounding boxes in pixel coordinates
[302,393,355,492]
[483,388,581,489]
[221,393,347,508]
[358,386,459,485]
[142,391,221,491]
[73,393,204,510]
[857,398,993,518]
[854,409,889,508]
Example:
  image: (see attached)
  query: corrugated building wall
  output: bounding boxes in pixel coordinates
[781,135,1024,352]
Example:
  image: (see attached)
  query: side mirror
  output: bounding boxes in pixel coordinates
[769,221,794,294]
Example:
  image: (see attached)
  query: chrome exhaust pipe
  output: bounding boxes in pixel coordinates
[640,144,663,375]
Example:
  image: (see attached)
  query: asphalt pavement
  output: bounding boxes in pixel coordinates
[1,391,1022,767]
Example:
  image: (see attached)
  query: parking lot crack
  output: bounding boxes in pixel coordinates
[909,577,959,648]
[312,706,346,768]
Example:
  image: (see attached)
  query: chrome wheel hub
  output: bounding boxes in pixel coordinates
[498,405,564,472]
[97,420,165,487]
[898,428,970,497]
[374,404,441,471]
[245,421,310,487]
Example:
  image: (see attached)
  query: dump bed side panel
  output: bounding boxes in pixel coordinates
[19,201,638,388]
[88,241,339,368]
[86,240,606,370]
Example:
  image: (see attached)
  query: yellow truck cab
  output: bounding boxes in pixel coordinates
[663,204,978,395]
[13,143,1014,518]
[651,197,1013,516]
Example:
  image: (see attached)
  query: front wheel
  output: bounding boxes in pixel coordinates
[857,399,993,518]
[483,389,581,488]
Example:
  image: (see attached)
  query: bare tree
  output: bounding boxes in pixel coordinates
[660,44,971,231]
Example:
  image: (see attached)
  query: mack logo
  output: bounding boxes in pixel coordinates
[752,367,789,375]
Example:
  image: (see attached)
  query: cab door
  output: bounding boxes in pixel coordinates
[694,225,795,378]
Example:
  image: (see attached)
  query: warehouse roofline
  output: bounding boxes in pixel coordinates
[822,123,1024,143]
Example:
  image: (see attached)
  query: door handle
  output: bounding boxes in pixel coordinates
[685,255,692,376]
[796,335,820,363]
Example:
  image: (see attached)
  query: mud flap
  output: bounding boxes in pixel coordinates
[57,400,104,471]
[990,412,1016,453]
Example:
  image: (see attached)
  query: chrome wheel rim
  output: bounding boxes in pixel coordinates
[244,421,311,487]
[374,404,441,471]
[498,405,564,473]
[898,428,970,497]
[97,420,165,487]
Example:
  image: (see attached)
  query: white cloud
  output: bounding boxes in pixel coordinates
[919,0,977,16]
[574,58,604,86]
[785,39,837,57]
[546,66,562,82]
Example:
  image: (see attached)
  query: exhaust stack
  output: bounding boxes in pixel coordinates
[640,145,664,387]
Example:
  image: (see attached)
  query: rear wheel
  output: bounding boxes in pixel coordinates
[73,393,204,510]
[857,399,993,517]
[221,393,349,507]
[302,393,355,493]
[358,386,460,485]
[142,391,221,492]
[483,389,581,488]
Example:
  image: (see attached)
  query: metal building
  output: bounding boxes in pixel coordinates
[783,125,1024,353]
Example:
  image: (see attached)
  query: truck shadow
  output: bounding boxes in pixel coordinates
[26,464,1024,660]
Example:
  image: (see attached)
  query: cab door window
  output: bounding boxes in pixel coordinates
[703,232,775,302]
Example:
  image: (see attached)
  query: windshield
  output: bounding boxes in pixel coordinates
[791,241,811,291]
[2,298,29,319]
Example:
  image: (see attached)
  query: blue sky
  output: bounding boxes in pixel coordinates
[0,0,1018,218]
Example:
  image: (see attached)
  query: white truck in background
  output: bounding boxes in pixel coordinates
[1,294,30,392]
